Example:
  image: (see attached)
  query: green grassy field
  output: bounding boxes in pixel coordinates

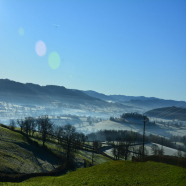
[2,160,186,186]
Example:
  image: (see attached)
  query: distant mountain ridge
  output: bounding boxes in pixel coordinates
[82,90,186,110]
[0,79,185,111]
[82,90,157,102]
[0,79,101,105]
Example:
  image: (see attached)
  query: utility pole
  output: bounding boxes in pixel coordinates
[161,137,164,155]
[142,115,147,158]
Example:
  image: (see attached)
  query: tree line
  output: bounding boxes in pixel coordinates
[87,129,186,152]
[110,112,150,123]
[9,115,88,168]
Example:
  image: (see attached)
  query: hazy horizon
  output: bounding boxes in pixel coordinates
[1,78,186,102]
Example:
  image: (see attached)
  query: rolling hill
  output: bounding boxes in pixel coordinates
[145,106,186,120]
[0,79,102,106]
[82,90,186,110]
[82,90,156,102]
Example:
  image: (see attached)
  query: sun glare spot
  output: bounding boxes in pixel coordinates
[18,28,24,36]
[48,52,60,69]
[35,40,47,57]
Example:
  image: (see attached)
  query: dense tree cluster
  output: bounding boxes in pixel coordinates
[87,129,143,142]
[121,113,149,121]
[110,112,149,123]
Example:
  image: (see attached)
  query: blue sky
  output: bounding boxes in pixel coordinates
[0,0,186,101]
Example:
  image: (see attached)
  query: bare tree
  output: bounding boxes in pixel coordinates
[112,143,118,159]
[176,147,182,158]
[93,140,102,151]
[184,151,186,158]
[112,137,131,160]
[9,120,16,130]
[22,118,31,135]
[91,142,95,165]
[120,141,131,160]
[62,124,77,168]
[79,133,87,147]
[91,140,102,164]
[54,125,64,144]
[111,138,121,160]
[160,137,164,156]
[73,132,81,152]
[37,115,54,146]
[151,144,164,156]
[73,132,87,152]
[151,144,159,155]
[29,117,37,137]
[17,119,24,132]
[136,145,143,158]
[135,145,148,158]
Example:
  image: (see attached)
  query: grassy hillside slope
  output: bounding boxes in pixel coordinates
[4,160,186,186]
[0,124,111,175]
[0,125,59,174]
[29,137,111,167]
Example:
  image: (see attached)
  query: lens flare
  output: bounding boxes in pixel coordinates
[35,40,46,56]
[48,52,60,69]
[18,28,24,36]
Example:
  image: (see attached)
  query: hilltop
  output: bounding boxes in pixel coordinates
[145,106,186,120]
